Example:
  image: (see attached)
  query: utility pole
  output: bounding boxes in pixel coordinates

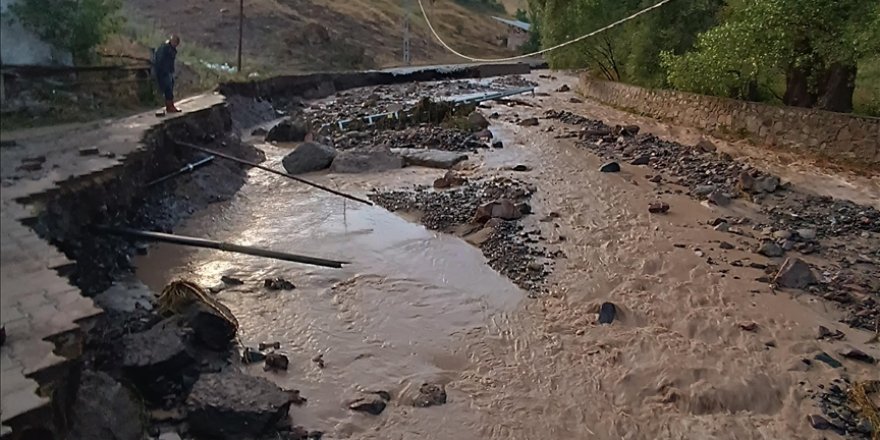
[402,0,411,66]
[237,0,244,73]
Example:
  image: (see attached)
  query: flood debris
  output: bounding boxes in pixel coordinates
[817,326,846,340]
[264,277,296,290]
[413,383,447,407]
[391,148,469,169]
[648,201,670,214]
[518,117,539,126]
[838,348,876,364]
[259,341,281,351]
[265,353,291,371]
[814,352,844,369]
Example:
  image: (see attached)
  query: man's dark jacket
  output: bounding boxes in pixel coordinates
[153,42,177,78]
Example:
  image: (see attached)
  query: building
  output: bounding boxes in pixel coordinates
[492,16,531,51]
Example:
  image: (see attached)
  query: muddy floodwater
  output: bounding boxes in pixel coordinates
[137,74,879,440]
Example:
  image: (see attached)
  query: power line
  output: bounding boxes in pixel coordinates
[417,0,676,63]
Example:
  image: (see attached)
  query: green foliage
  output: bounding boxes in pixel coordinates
[453,0,505,13]
[528,0,723,85]
[662,0,878,106]
[514,8,530,23]
[8,0,124,63]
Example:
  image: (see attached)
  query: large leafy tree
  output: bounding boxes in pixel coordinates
[662,0,879,112]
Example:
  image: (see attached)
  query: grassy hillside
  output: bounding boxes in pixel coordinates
[120,0,519,76]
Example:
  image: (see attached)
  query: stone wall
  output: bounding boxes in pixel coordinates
[578,75,880,166]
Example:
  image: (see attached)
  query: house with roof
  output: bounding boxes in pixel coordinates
[492,16,531,51]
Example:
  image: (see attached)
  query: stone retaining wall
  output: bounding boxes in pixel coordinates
[578,75,880,166]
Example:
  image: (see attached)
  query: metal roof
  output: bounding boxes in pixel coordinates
[492,16,532,32]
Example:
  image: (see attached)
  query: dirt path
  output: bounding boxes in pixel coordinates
[136,74,878,439]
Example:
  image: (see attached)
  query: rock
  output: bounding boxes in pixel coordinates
[220,275,244,285]
[17,160,43,172]
[312,354,325,368]
[474,128,493,139]
[773,257,816,288]
[491,140,504,148]
[696,138,716,153]
[518,117,539,127]
[693,185,716,197]
[648,201,670,214]
[184,302,237,351]
[816,326,845,340]
[433,170,466,189]
[348,392,389,415]
[466,111,490,131]
[79,146,100,156]
[516,202,532,215]
[772,230,792,240]
[67,371,145,440]
[251,127,268,137]
[158,433,182,440]
[738,322,758,331]
[807,414,832,430]
[264,277,296,291]
[622,125,640,136]
[187,370,298,440]
[413,383,447,407]
[755,176,780,193]
[330,148,404,173]
[265,353,290,371]
[242,347,266,364]
[259,341,281,351]
[391,148,468,169]
[630,155,651,166]
[796,228,817,240]
[568,97,583,103]
[814,352,843,368]
[781,239,796,251]
[281,142,337,174]
[512,164,530,172]
[555,84,571,92]
[757,241,784,258]
[737,172,756,193]
[708,190,731,206]
[266,117,309,142]
[719,242,735,250]
[473,199,523,223]
[599,162,621,173]
[838,348,875,364]
[598,302,616,324]
[714,222,730,232]
[122,319,193,376]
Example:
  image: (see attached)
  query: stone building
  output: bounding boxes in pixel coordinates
[492,16,531,51]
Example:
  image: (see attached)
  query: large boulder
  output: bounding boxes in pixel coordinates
[330,148,404,173]
[186,370,298,440]
[266,117,309,143]
[68,371,145,440]
[121,318,195,401]
[473,199,523,223]
[281,142,337,175]
[184,302,237,351]
[391,148,468,169]
[466,111,490,131]
[774,257,817,289]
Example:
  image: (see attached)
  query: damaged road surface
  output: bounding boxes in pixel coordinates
[22,71,878,440]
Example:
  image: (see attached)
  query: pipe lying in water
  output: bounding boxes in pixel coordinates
[172,140,374,206]
[146,155,215,187]
[96,226,348,268]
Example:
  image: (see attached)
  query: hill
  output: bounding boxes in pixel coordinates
[120,0,522,76]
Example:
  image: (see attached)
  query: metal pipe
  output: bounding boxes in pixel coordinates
[173,140,374,206]
[96,226,347,268]
[147,155,215,187]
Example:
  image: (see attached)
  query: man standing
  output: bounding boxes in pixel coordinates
[154,35,181,114]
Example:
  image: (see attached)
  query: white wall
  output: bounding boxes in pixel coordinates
[0,0,73,66]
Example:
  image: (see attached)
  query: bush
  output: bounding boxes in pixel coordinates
[8,0,124,63]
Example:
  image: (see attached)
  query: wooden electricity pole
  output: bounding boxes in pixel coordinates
[237,0,244,73]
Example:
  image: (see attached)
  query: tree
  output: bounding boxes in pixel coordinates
[662,0,879,112]
[528,0,722,86]
[8,0,124,63]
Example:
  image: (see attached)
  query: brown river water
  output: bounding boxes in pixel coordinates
[137,74,879,440]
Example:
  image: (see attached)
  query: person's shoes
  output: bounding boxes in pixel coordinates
[165,100,182,113]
